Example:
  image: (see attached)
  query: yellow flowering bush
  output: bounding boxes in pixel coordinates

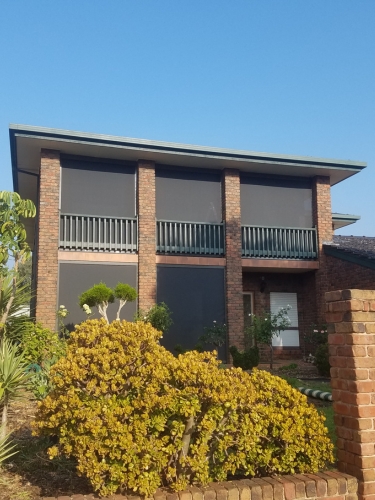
[33,319,334,497]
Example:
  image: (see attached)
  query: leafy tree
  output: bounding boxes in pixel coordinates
[247,307,291,369]
[79,282,137,323]
[0,191,36,336]
[113,283,137,320]
[79,283,114,323]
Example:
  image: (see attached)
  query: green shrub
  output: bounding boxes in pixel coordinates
[135,301,173,333]
[278,363,298,372]
[22,322,66,366]
[315,343,330,377]
[229,345,259,370]
[22,323,66,399]
[33,319,334,497]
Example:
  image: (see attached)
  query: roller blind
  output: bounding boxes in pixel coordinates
[270,292,299,347]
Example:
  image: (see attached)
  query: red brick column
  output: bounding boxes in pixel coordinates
[137,160,156,310]
[35,149,61,330]
[222,169,244,351]
[313,176,333,323]
[326,289,375,500]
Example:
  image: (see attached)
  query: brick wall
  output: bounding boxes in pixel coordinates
[137,160,156,310]
[222,169,244,350]
[35,149,60,330]
[326,289,375,500]
[313,176,333,324]
[326,256,375,291]
[41,472,357,500]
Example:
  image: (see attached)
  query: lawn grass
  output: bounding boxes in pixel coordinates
[281,375,331,393]
[278,374,336,453]
[319,405,336,446]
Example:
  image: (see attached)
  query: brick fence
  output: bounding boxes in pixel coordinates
[42,472,356,500]
[326,289,375,500]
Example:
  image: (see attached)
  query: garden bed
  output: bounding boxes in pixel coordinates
[0,361,335,500]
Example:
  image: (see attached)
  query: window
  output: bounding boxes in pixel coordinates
[243,292,254,329]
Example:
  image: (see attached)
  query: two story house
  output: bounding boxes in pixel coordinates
[9,124,366,360]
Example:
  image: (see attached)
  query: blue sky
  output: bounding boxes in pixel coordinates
[0,1,374,235]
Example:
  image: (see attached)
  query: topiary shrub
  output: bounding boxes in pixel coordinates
[33,319,334,497]
[315,343,330,377]
[229,345,259,370]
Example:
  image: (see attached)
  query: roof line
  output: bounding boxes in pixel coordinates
[332,213,361,221]
[9,124,367,172]
[324,245,375,271]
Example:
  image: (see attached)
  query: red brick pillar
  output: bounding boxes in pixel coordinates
[326,289,375,500]
[313,176,333,323]
[35,149,61,330]
[137,160,156,310]
[223,169,244,351]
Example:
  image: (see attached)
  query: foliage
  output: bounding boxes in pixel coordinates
[199,321,226,348]
[278,363,298,372]
[0,191,36,271]
[21,322,66,400]
[0,425,17,465]
[303,324,328,358]
[21,322,66,367]
[113,283,137,320]
[79,282,137,323]
[79,282,114,323]
[229,345,259,370]
[0,274,31,342]
[0,339,31,439]
[28,358,61,400]
[135,301,173,333]
[315,343,331,377]
[17,258,32,290]
[34,319,334,497]
[246,307,291,369]
[0,191,36,337]
[57,305,70,339]
[249,307,291,345]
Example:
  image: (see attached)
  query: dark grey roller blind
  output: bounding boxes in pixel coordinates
[241,175,313,227]
[157,265,226,358]
[61,158,136,217]
[156,167,222,223]
[58,262,137,330]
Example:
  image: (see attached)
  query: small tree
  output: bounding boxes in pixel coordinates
[79,282,137,323]
[0,191,36,337]
[199,321,227,349]
[113,283,137,320]
[79,283,114,323]
[247,306,291,369]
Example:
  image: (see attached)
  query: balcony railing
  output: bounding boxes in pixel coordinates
[59,213,137,253]
[242,225,317,259]
[157,220,225,256]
